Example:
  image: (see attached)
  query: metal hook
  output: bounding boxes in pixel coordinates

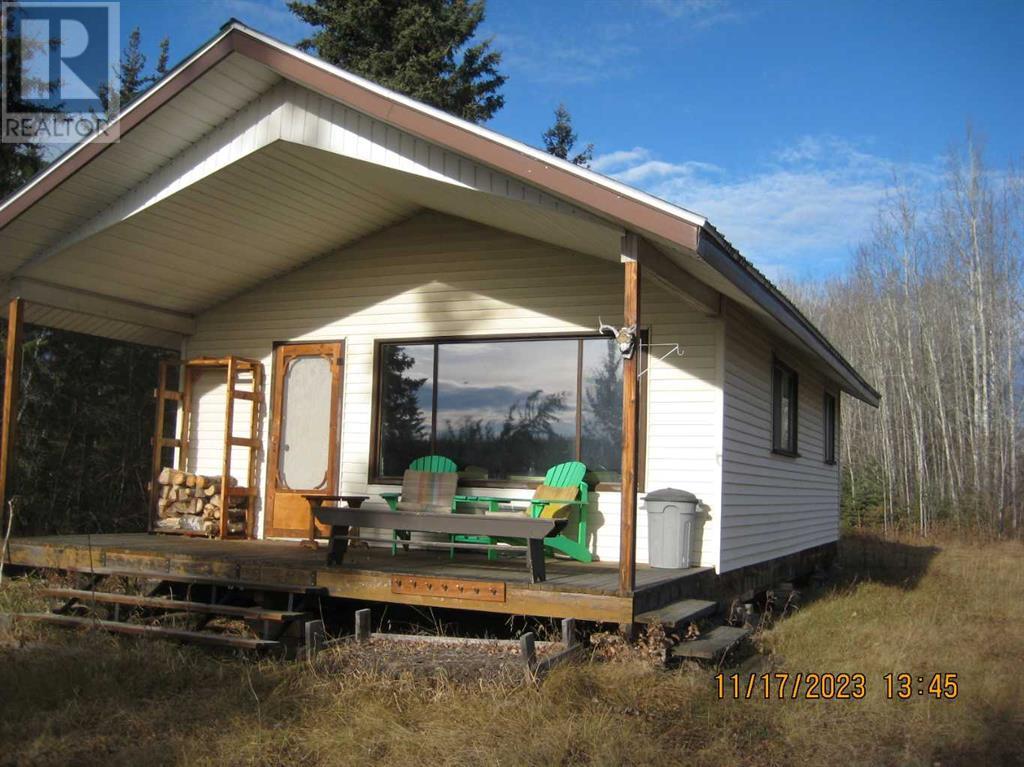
[637,342,684,378]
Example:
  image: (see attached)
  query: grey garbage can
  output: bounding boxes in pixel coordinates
[645,488,701,568]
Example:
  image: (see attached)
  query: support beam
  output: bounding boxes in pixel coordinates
[618,238,641,595]
[4,278,196,337]
[630,235,720,316]
[0,297,24,521]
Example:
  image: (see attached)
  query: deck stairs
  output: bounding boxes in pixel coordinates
[11,575,324,653]
[670,625,752,661]
[635,598,717,629]
[636,596,754,664]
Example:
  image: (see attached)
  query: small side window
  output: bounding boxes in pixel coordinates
[771,358,799,456]
[823,392,837,465]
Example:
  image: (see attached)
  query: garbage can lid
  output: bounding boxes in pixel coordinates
[645,487,700,503]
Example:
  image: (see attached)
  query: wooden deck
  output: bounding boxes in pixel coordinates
[3,534,712,623]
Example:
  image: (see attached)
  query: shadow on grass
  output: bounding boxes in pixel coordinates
[831,531,940,591]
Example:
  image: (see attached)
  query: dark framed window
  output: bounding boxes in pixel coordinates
[771,357,799,456]
[823,392,837,465]
[370,334,643,488]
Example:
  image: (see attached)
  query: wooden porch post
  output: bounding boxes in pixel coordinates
[618,236,641,595]
[1,297,24,522]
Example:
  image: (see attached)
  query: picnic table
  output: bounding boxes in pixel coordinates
[307,497,567,582]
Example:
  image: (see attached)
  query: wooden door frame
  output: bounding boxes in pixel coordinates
[264,340,344,538]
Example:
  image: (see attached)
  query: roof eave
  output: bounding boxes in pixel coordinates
[697,225,881,407]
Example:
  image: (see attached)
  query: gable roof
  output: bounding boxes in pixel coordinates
[0,20,879,406]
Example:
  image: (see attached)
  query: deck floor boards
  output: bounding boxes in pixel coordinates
[3,534,710,622]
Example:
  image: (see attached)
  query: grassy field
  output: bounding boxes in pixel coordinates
[0,531,1021,767]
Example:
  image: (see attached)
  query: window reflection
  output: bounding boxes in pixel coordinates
[581,338,622,482]
[435,340,576,480]
[379,344,433,475]
[377,337,627,483]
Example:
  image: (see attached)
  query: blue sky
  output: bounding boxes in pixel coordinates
[114,0,1022,280]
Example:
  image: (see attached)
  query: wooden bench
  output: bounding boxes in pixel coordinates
[310,502,567,583]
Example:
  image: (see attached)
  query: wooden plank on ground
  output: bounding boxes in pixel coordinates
[671,626,751,661]
[40,588,306,621]
[11,613,280,650]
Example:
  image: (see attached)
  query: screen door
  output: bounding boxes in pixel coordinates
[265,342,343,538]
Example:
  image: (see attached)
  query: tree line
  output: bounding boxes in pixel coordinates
[786,135,1023,537]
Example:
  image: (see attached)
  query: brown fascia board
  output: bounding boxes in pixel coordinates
[0,22,879,406]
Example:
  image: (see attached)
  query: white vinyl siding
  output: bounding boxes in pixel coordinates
[185,212,723,567]
[720,302,841,572]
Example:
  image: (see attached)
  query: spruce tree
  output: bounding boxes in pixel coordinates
[289,0,506,123]
[542,103,593,168]
[99,28,172,113]
[1,2,53,197]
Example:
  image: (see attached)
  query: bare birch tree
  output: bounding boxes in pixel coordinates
[789,136,1023,536]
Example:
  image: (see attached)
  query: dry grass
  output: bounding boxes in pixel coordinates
[1,531,1022,767]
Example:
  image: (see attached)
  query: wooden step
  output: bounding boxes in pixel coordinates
[671,625,751,661]
[41,588,305,622]
[635,599,717,628]
[11,613,280,650]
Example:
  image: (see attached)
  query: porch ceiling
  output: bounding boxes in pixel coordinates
[4,140,625,334]
[0,52,283,276]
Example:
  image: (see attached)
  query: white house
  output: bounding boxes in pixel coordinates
[0,22,879,616]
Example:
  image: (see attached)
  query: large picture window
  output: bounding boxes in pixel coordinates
[771,357,799,456]
[373,336,636,486]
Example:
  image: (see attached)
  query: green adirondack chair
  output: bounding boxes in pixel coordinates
[455,460,592,563]
[380,455,459,554]
[529,461,591,563]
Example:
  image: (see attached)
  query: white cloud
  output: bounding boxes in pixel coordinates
[496,32,639,86]
[591,147,722,184]
[644,0,752,29]
[591,136,941,275]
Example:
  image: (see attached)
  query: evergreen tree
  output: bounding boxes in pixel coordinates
[98,28,171,113]
[1,2,54,197]
[379,346,429,472]
[542,103,594,168]
[1,8,173,535]
[289,0,506,123]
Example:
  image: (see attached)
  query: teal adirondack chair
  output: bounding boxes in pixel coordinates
[381,455,459,554]
[455,460,592,563]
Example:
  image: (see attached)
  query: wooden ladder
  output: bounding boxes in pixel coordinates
[149,358,184,531]
[221,355,264,539]
[149,356,265,539]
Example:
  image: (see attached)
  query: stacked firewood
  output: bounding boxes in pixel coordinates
[154,467,246,536]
